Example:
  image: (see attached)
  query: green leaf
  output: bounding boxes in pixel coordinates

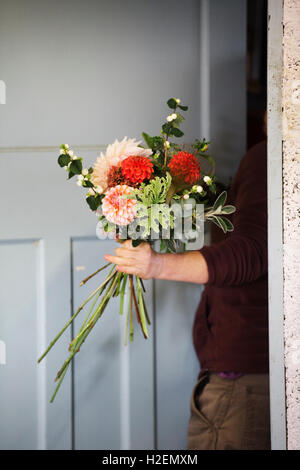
[132,239,143,248]
[221,217,234,232]
[82,180,94,188]
[178,104,188,111]
[210,215,227,233]
[167,98,177,109]
[170,127,184,138]
[69,159,82,175]
[162,123,171,134]
[213,191,227,211]
[134,173,172,205]
[221,205,236,215]
[86,195,102,211]
[58,154,71,167]
[68,171,75,179]
[160,239,167,252]
[142,132,154,149]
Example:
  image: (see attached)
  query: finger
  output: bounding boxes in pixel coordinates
[122,240,133,249]
[114,247,134,257]
[104,255,133,266]
[115,265,137,275]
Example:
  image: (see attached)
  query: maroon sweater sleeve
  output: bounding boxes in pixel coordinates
[200,141,267,287]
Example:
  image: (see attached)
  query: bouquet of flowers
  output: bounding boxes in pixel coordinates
[38,98,235,402]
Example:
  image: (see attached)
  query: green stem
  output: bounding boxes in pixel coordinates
[136,276,149,338]
[119,274,128,315]
[68,271,118,353]
[37,271,116,364]
[130,292,133,343]
[50,363,69,403]
[124,286,131,346]
[56,272,121,381]
[80,262,112,286]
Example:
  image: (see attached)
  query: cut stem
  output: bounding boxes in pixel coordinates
[80,262,111,286]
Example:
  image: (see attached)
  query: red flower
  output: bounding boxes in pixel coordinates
[168,151,201,185]
[121,156,154,185]
[107,165,125,187]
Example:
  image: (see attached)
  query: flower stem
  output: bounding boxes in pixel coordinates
[55,272,121,383]
[136,276,149,338]
[80,262,112,286]
[37,272,116,364]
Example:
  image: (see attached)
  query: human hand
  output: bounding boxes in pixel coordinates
[104,240,163,279]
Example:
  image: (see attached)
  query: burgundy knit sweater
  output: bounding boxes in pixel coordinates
[193,140,269,374]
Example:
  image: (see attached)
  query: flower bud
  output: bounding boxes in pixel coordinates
[95,185,104,194]
[203,176,212,185]
[175,98,181,104]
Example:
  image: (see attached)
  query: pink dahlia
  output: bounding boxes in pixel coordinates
[102,185,137,226]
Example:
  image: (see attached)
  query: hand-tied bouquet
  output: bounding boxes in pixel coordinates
[38,98,235,402]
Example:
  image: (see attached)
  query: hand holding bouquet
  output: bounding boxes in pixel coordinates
[38,98,235,402]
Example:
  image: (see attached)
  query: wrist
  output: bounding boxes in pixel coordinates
[150,251,164,279]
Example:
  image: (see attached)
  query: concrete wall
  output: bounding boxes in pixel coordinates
[282,0,300,451]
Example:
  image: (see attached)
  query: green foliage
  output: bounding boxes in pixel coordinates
[213,191,227,211]
[167,98,177,109]
[86,194,102,211]
[170,127,184,138]
[204,191,236,233]
[69,159,82,175]
[58,154,71,167]
[178,104,188,111]
[134,173,172,205]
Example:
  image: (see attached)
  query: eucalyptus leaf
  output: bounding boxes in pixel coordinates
[220,217,234,232]
[221,205,236,215]
[213,191,227,211]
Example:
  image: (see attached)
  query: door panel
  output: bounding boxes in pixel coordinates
[0,241,39,450]
[0,0,246,450]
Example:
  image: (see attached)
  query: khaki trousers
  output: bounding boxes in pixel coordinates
[187,372,271,450]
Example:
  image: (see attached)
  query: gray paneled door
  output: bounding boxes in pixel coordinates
[0,149,199,450]
[0,0,203,450]
[0,0,246,451]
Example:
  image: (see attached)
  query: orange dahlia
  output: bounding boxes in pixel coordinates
[102,185,137,226]
[121,156,154,185]
[168,151,201,185]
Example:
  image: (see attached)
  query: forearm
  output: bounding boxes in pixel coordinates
[155,250,209,284]
[105,241,209,283]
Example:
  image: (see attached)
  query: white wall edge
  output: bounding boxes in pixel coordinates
[267,0,286,450]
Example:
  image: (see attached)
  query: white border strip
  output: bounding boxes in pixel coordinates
[267,0,286,450]
[200,0,210,139]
